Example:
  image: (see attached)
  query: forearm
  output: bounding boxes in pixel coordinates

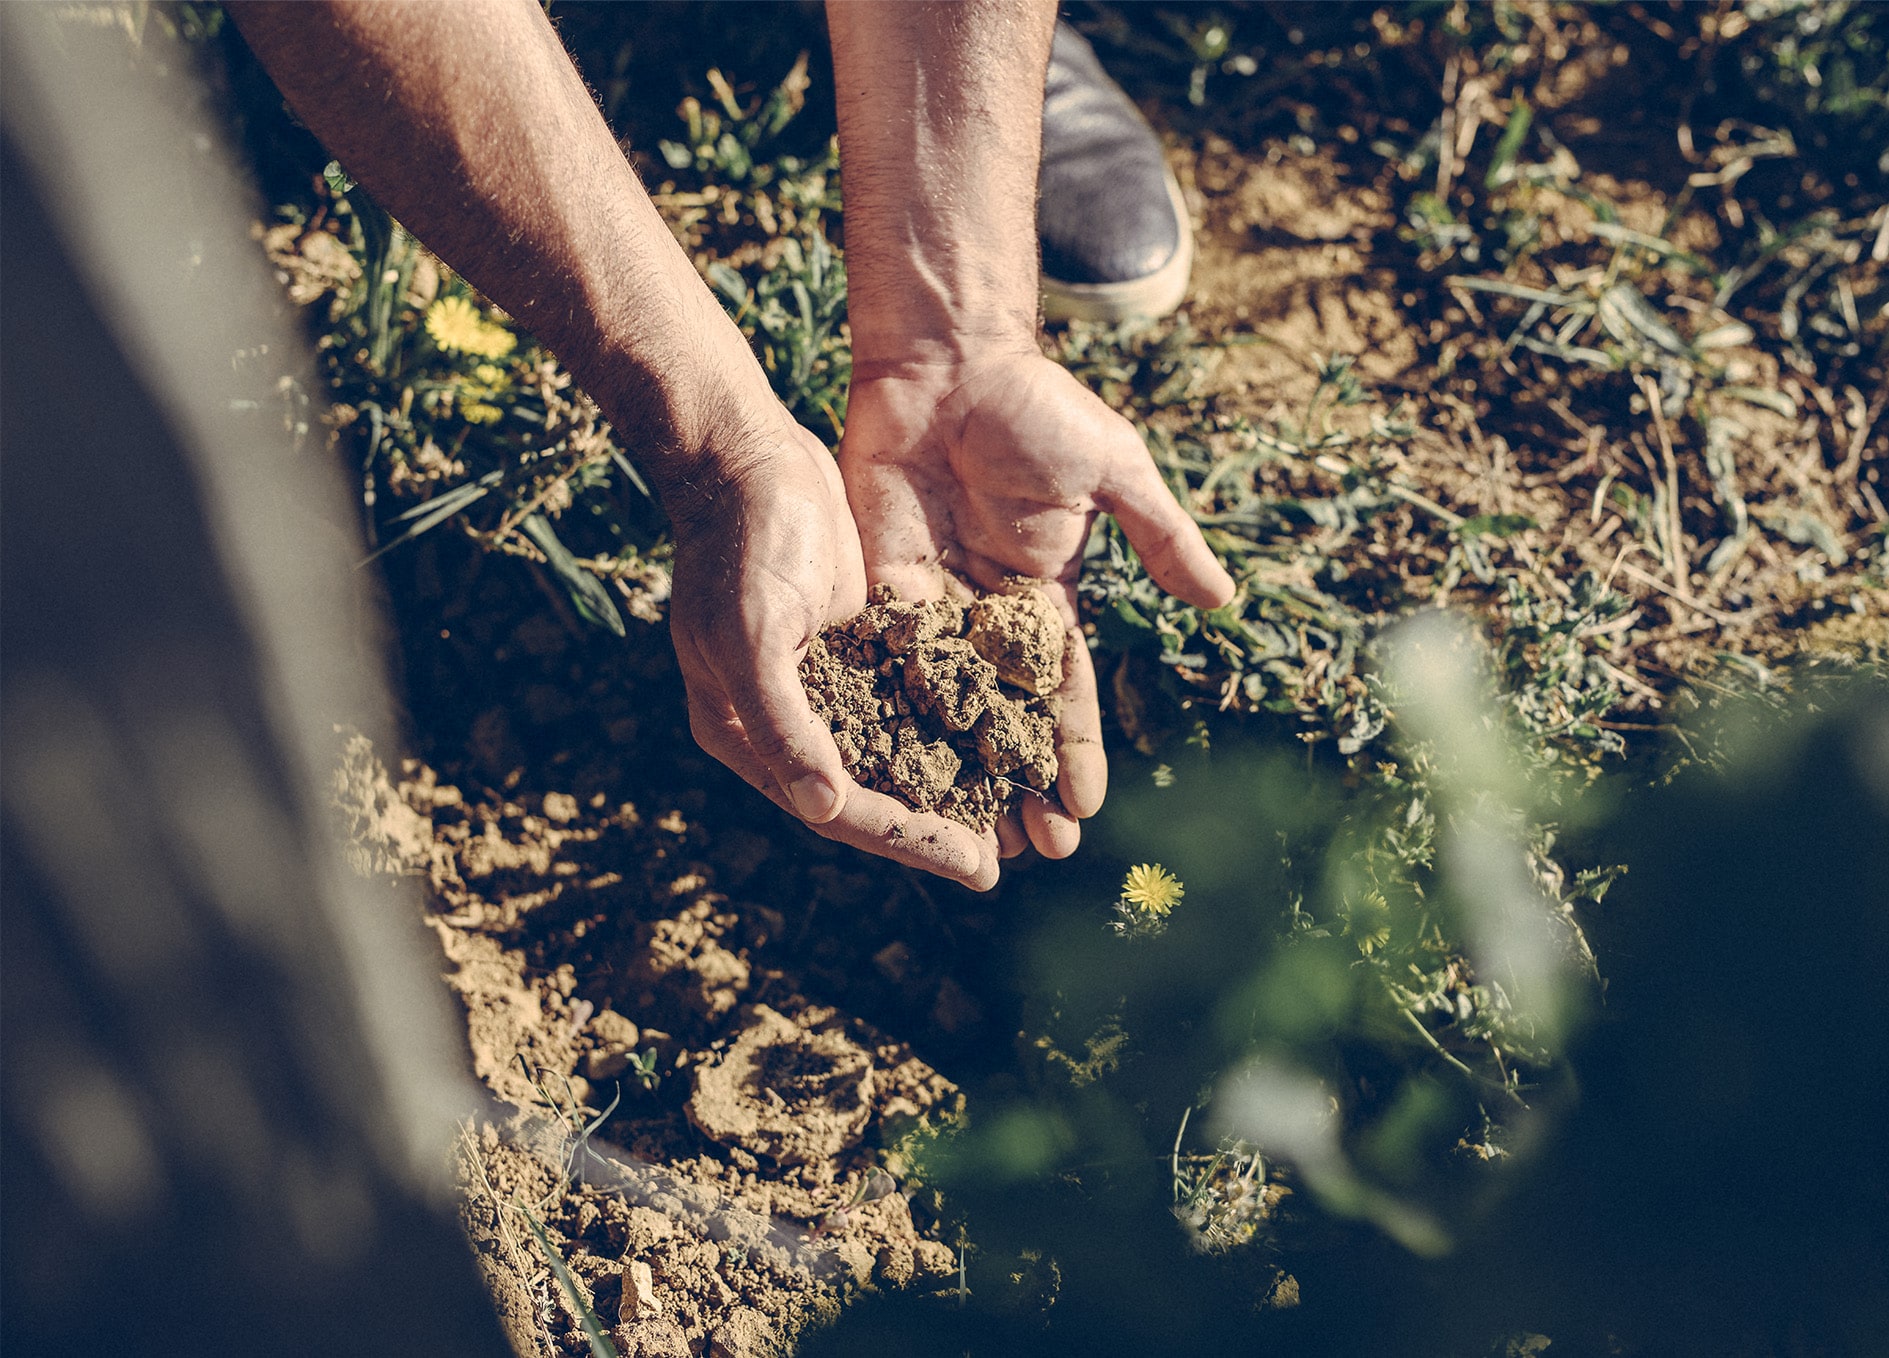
[826,0,1054,366]
[228,0,767,509]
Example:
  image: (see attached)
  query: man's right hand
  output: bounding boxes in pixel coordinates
[664,411,1000,892]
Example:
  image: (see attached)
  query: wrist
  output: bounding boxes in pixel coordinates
[849,339,1046,391]
[847,314,1041,377]
[842,200,1043,370]
[844,251,1041,371]
[579,280,783,522]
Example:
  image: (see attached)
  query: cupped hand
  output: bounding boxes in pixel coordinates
[665,416,999,891]
[838,353,1235,860]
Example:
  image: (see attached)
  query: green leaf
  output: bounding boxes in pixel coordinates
[1112,598,1153,631]
[1455,513,1538,539]
[521,513,627,636]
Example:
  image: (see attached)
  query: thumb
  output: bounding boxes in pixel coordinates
[1099,443,1236,609]
[724,644,851,824]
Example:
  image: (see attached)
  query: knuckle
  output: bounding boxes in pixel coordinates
[1133,520,1186,570]
[737,715,791,766]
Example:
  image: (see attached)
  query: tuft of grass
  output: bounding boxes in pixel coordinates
[460,1121,618,1358]
[513,1052,623,1207]
[520,1206,621,1358]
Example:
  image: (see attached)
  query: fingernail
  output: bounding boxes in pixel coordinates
[789,773,840,823]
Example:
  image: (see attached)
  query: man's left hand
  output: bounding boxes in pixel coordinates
[839,352,1235,860]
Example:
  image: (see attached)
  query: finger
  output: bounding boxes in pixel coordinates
[1022,792,1082,859]
[681,671,799,816]
[995,810,1029,859]
[813,785,1002,892]
[690,673,1000,891]
[812,450,870,617]
[721,641,852,825]
[680,639,839,818]
[865,556,962,608]
[1052,618,1109,820]
[1099,447,1236,610]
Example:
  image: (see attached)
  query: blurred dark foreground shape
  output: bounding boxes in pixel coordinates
[1,7,512,1353]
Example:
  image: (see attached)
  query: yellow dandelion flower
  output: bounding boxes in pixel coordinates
[1343,890,1393,956]
[471,362,510,387]
[1120,863,1184,916]
[425,295,516,359]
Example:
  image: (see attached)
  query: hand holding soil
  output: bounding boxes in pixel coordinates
[666,424,1001,893]
[839,353,1236,858]
[225,1,1224,890]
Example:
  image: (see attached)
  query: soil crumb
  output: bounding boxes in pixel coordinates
[801,583,1064,831]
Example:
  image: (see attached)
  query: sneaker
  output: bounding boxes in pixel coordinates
[1038,24,1193,324]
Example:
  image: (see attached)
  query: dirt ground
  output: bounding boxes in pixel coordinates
[299,8,1884,1355]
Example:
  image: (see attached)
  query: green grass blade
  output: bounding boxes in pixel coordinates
[359,470,503,566]
[1597,282,1692,358]
[1588,221,1714,274]
[519,1208,620,1358]
[1447,276,1585,309]
[520,512,627,637]
[1484,98,1533,188]
[610,449,654,502]
[387,468,505,524]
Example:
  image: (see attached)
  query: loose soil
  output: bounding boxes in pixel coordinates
[802,583,1063,832]
[337,738,968,1357]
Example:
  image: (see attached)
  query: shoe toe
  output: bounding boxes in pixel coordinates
[1040,163,1181,286]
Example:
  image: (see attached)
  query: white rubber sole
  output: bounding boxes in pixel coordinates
[1040,171,1194,324]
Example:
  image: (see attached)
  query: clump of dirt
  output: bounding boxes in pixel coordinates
[689,1005,874,1166]
[333,737,975,1356]
[801,583,1064,831]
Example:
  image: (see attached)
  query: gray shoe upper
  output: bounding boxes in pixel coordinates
[1039,24,1183,289]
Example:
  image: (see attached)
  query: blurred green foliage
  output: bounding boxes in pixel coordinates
[812,670,1889,1356]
